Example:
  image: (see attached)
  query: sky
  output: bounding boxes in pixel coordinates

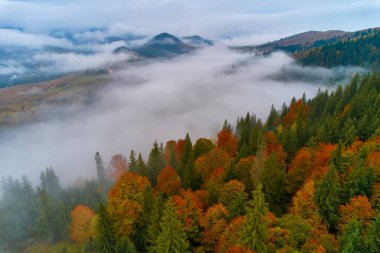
[0,0,380,44]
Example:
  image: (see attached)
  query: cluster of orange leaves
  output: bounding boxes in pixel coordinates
[70,204,96,243]
[155,166,182,196]
[108,172,151,237]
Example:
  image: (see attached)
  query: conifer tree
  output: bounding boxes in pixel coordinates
[153,201,190,253]
[179,134,192,180]
[129,150,137,173]
[366,214,380,253]
[339,219,364,253]
[239,183,268,253]
[147,141,165,185]
[95,152,106,184]
[314,167,341,231]
[137,153,148,177]
[95,204,116,253]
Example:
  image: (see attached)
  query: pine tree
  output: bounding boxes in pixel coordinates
[314,167,341,231]
[340,219,364,253]
[95,204,116,253]
[148,141,166,185]
[129,150,137,173]
[179,134,192,181]
[153,201,190,253]
[95,152,106,184]
[137,153,148,177]
[366,214,380,253]
[239,183,268,253]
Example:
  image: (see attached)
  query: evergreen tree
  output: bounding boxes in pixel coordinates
[115,237,136,253]
[136,153,148,177]
[366,214,380,253]
[265,104,278,131]
[95,204,116,253]
[343,163,375,201]
[179,134,192,181]
[239,183,268,253]
[340,219,365,253]
[259,152,286,215]
[129,150,137,173]
[95,152,106,184]
[147,141,166,185]
[153,201,190,253]
[314,167,341,231]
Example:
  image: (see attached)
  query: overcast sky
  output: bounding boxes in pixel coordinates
[0,0,379,44]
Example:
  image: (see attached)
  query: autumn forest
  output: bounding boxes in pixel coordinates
[1,72,380,253]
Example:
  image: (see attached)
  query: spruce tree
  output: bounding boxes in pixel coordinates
[95,203,116,253]
[239,183,268,253]
[129,150,137,173]
[366,214,380,253]
[179,134,192,181]
[340,219,364,253]
[148,141,165,185]
[314,167,341,231]
[95,152,106,184]
[153,201,190,253]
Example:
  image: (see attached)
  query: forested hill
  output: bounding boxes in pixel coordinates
[237,27,380,69]
[1,73,380,253]
[295,31,380,69]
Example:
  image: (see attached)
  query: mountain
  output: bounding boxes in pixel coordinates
[182,35,213,47]
[237,27,380,54]
[295,28,380,69]
[236,27,380,69]
[133,33,195,58]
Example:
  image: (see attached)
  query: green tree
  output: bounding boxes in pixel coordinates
[239,183,268,253]
[152,201,190,253]
[339,219,365,253]
[314,167,341,231]
[95,152,106,184]
[95,204,116,253]
[147,141,165,185]
[366,214,380,253]
[129,150,137,173]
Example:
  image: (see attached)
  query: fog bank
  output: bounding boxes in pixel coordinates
[0,47,350,185]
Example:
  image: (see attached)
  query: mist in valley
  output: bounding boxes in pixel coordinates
[0,46,362,185]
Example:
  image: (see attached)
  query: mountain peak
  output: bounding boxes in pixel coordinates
[151,33,181,44]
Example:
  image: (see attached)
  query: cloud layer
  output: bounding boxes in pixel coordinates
[0,47,345,185]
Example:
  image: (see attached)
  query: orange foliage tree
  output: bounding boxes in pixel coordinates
[216,216,247,253]
[155,165,182,196]
[265,132,287,166]
[108,154,128,181]
[108,172,151,238]
[338,195,376,231]
[70,204,96,243]
[217,129,238,157]
[309,144,336,180]
[283,99,308,127]
[195,148,231,181]
[290,180,327,233]
[286,148,312,195]
[226,245,254,253]
[200,204,228,252]
[233,156,256,193]
[171,189,204,244]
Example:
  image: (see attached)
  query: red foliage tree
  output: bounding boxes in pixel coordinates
[155,165,182,196]
[108,154,128,181]
[217,129,238,157]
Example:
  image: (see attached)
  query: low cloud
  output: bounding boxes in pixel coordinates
[0,47,349,185]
